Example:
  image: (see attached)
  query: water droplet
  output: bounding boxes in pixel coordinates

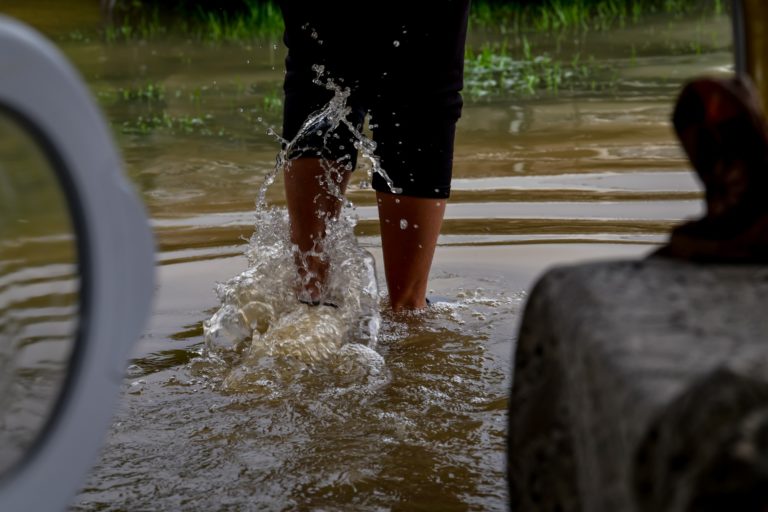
[436,202,442,206]
[394,123,400,127]
[272,43,278,50]
[434,188,440,193]
[399,219,408,230]
[395,198,400,204]
[385,219,390,223]
[393,40,400,47]
[311,30,319,39]
[257,116,263,122]
[418,244,423,248]
[414,224,419,229]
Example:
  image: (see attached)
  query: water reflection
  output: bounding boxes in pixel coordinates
[0,111,79,475]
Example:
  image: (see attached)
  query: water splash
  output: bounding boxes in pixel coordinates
[202,68,400,392]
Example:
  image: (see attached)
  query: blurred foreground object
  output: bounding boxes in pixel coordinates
[508,1,768,511]
[656,76,768,261]
[0,16,154,512]
[508,260,768,512]
[656,0,768,262]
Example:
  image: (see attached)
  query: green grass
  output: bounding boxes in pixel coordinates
[86,0,723,44]
[469,0,723,33]
[463,39,615,100]
[119,82,166,103]
[258,87,283,112]
[95,79,283,137]
[103,0,283,43]
[85,0,725,112]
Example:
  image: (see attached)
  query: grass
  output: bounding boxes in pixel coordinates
[461,0,727,101]
[84,0,726,132]
[258,87,283,112]
[82,0,724,44]
[469,0,723,33]
[463,39,615,100]
[101,0,283,43]
[96,79,283,137]
[118,82,166,103]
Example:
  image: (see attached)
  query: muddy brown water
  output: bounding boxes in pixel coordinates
[1,4,732,511]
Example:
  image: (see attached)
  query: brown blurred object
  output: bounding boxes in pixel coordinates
[737,0,768,115]
[656,76,768,262]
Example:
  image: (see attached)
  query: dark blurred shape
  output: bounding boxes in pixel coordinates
[507,260,768,512]
[635,369,768,512]
[656,77,768,262]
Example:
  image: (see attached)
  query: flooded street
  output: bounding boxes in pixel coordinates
[3,3,732,510]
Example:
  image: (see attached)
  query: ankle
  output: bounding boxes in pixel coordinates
[388,292,428,311]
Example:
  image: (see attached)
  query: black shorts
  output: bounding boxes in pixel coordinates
[278,1,470,199]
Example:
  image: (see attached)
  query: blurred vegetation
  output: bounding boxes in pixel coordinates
[463,39,617,100]
[104,0,283,42]
[470,0,723,31]
[100,0,723,43]
[84,0,726,137]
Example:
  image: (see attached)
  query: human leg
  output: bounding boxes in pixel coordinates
[376,191,446,310]
[284,157,351,304]
[360,2,468,311]
[367,103,459,311]
[280,51,363,304]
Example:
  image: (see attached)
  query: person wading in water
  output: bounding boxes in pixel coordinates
[277,1,471,311]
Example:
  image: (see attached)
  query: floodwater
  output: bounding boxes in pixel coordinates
[1,4,732,511]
